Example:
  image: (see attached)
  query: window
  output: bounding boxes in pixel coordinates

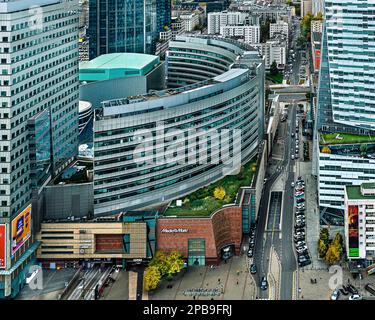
[188,239,205,266]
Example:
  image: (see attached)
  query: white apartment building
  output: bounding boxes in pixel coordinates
[311,20,323,33]
[207,11,247,34]
[345,183,375,260]
[180,13,200,32]
[254,37,287,69]
[270,20,289,44]
[312,0,324,15]
[220,25,260,44]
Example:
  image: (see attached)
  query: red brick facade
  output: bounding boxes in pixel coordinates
[157,206,242,265]
[95,234,123,252]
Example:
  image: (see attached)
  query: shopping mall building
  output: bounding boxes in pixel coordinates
[93,36,266,216]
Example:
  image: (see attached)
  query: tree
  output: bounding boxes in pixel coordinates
[360,144,368,157]
[325,243,342,265]
[214,186,226,200]
[333,232,344,247]
[318,239,328,258]
[144,266,162,291]
[270,60,279,76]
[321,146,332,154]
[166,250,185,276]
[149,251,169,276]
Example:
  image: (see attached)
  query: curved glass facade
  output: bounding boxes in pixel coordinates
[93,38,265,215]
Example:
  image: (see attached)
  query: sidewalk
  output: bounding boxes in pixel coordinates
[149,256,257,300]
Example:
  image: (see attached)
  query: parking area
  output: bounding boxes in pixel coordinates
[298,268,375,300]
[17,268,77,300]
[149,255,257,300]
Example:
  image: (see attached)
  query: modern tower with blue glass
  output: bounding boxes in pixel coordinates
[88,0,172,59]
[317,0,375,134]
[315,0,375,218]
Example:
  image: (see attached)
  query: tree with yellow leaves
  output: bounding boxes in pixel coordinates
[144,266,161,291]
[213,186,226,200]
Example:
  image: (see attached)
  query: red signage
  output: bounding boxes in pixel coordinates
[0,224,6,269]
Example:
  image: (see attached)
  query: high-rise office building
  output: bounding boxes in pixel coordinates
[0,0,79,299]
[317,0,375,134]
[88,0,171,59]
[314,0,375,219]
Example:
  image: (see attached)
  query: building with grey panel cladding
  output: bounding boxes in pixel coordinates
[43,182,94,220]
[93,37,265,216]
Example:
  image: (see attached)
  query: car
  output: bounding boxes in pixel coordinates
[295,223,306,229]
[260,276,268,290]
[296,207,306,212]
[295,212,305,217]
[296,198,305,204]
[291,133,295,137]
[296,220,306,226]
[292,155,295,160]
[296,248,308,256]
[295,241,306,247]
[295,191,304,196]
[349,294,362,300]
[294,237,305,243]
[249,238,255,246]
[250,264,257,274]
[296,204,305,209]
[294,230,305,235]
[298,255,309,263]
[299,260,311,267]
[291,182,295,188]
[247,249,254,258]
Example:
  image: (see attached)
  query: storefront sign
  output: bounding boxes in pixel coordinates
[161,228,188,234]
[11,205,31,255]
[0,224,6,269]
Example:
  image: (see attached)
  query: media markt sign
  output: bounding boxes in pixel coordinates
[161,228,188,234]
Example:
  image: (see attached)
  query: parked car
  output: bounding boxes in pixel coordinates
[331,290,340,300]
[349,294,362,300]
[247,249,254,258]
[260,276,268,290]
[291,182,295,188]
[296,198,305,204]
[250,264,257,275]
[295,241,306,247]
[299,259,311,267]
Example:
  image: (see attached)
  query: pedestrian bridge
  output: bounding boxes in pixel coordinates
[269,84,311,95]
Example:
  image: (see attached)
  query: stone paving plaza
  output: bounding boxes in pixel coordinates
[149,255,257,300]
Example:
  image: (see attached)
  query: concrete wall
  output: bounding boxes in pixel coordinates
[44,183,94,220]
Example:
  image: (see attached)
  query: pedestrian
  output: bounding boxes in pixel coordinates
[218,278,220,283]
[237,280,239,285]
[193,295,196,300]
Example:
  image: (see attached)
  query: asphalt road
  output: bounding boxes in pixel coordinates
[252,19,302,300]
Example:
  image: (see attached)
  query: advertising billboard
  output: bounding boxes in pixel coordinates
[0,224,6,269]
[11,205,31,255]
[348,205,359,258]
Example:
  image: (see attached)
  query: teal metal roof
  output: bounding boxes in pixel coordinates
[79,53,160,82]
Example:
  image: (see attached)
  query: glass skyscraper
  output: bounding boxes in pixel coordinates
[88,0,171,59]
[317,0,375,134]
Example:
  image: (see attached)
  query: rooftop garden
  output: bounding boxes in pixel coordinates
[320,133,375,146]
[164,158,257,217]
